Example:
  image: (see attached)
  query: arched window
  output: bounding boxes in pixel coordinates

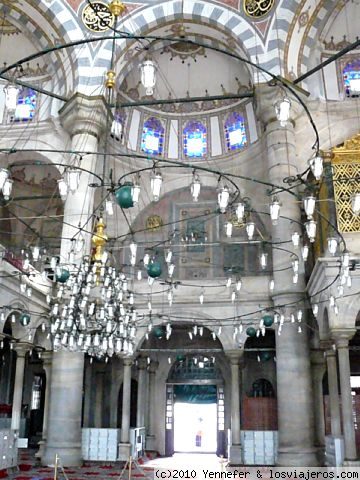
[343,59,360,97]
[183,121,207,158]
[224,112,247,151]
[14,88,37,122]
[141,117,164,155]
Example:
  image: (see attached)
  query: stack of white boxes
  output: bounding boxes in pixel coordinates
[82,428,120,461]
[0,429,18,471]
[241,431,278,465]
[325,436,344,466]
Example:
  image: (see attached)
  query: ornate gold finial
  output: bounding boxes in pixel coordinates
[105,70,116,89]
[108,0,126,17]
[92,218,108,263]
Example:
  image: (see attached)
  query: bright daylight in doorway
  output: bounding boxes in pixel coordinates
[174,403,217,453]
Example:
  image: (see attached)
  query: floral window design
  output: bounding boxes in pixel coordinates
[141,117,164,155]
[183,121,207,158]
[343,59,360,97]
[224,112,247,151]
[14,88,37,122]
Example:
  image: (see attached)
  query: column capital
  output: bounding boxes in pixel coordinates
[41,350,53,366]
[123,357,133,367]
[226,349,244,366]
[331,328,356,348]
[137,356,148,370]
[13,342,31,357]
[59,93,112,139]
[255,83,305,128]
[148,360,159,373]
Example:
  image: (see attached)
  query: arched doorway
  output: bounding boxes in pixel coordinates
[166,355,225,457]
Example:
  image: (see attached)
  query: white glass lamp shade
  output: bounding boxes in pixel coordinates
[217,186,230,213]
[2,178,13,200]
[66,169,80,194]
[0,168,9,191]
[150,172,162,201]
[351,193,360,215]
[225,221,233,238]
[308,156,323,180]
[275,97,291,126]
[260,252,268,269]
[111,118,123,140]
[291,231,300,247]
[305,218,317,242]
[131,182,141,204]
[270,198,281,224]
[58,178,68,200]
[190,174,201,202]
[246,222,255,240]
[140,60,157,96]
[302,244,309,261]
[327,237,338,256]
[4,84,20,112]
[303,196,316,219]
[105,199,114,216]
[235,202,245,222]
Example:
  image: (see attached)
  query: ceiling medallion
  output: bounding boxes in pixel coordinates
[243,0,275,18]
[146,215,164,232]
[82,1,115,32]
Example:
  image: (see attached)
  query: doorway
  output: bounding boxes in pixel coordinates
[174,401,217,452]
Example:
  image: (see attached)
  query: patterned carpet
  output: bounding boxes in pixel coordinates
[4,450,155,480]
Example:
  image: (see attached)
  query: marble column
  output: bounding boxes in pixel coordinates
[43,94,109,467]
[146,360,159,451]
[42,351,85,467]
[136,357,148,428]
[257,87,318,466]
[334,331,357,461]
[94,370,105,428]
[227,351,242,464]
[36,351,52,459]
[325,348,341,437]
[11,343,29,432]
[118,358,133,460]
[310,349,326,462]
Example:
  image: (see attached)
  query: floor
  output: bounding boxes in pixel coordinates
[5,451,223,479]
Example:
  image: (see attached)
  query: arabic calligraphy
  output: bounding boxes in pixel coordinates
[82,2,115,32]
[243,0,275,18]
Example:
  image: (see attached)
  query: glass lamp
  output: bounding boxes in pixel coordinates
[4,84,20,113]
[274,97,291,127]
[140,59,157,96]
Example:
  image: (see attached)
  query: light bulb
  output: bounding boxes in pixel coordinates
[303,196,316,219]
[351,193,360,215]
[150,171,162,201]
[269,197,280,224]
[140,59,157,96]
[190,173,201,202]
[225,221,233,238]
[327,237,338,256]
[217,185,230,213]
[246,222,255,240]
[274,96,291,126]
[308,155,323,181]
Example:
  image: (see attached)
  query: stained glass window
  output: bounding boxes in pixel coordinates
[183,121,207,158]
[224,112,247,151]
[343,59,360,97]
[14,88,37,121]
[141,117,164,155]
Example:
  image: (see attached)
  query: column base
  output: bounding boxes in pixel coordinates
[228,444,242,465]
[276,448,319,467]
[118,442,131,461]
[42,444,82,467]
[314,445,325,466]
[35,440,46,459]
[343,460,360,466]
[146,435,157,451]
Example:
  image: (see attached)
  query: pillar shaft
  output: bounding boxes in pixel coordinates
[120,359,132,444]
[42,351,84,467]
[256,88,318,465]
[336,338,357,460]
[147,361,158,438]
[227,352,242,464]
[94,371,104,428]
[42,352,53,440]
[136,358,147,428]
[326,350,341,437]
[11,344,28,431]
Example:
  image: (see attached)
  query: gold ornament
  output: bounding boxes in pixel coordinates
[92,218,108,263]
[146,215,163,232]
[105,70,116,89]
[243,0,275,18]
[108,0,127,17]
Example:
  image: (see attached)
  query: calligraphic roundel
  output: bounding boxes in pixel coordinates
[243,0,275,18]
[82,1,115,32]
